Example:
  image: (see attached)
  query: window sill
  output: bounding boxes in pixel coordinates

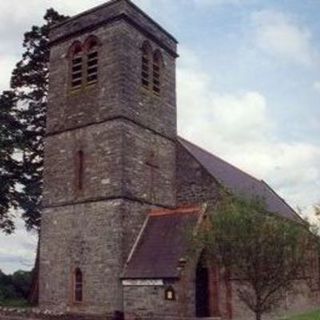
[140,86,162,99]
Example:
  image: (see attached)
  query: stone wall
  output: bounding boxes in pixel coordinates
[123,284,180,319]
[43,120,176,208]
[176,142,221,206]
[40,200,124,314]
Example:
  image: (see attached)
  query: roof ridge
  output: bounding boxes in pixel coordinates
[178,136,264,185]
[261,180,305,224]
[125,215,150,266]
[149,205,201,217]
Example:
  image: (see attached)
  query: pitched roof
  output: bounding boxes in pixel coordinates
[122,206,202,279]
[178,137,303,223]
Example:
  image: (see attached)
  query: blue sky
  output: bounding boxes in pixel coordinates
[0,0,319,273]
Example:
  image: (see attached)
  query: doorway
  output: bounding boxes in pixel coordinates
[195,258,210,318]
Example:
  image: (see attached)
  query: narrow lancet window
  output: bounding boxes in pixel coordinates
[153,50,162,95]
[85,36,99,85]
[76,150,84,191]
[74,268,83,303]
[70,42,83,89]
[141,42,152,88]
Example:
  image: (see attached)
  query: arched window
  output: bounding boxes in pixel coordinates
[69,41,83,89]
[74,268,83,303]
[141,41,152,89]
[84,36,99,85]
[152,50,162,95]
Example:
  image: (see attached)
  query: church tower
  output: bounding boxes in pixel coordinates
[39,0,178,314]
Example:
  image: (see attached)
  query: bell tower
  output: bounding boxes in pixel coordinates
[39,0,178,315]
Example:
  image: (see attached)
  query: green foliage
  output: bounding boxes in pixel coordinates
[0,9,67,233]
[11,9,67,231]
[0,270,32,302]
[0,91,21,233]
[195,196,315,320]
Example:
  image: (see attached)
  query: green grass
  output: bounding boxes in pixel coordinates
[0,299,31,308]
[281,310,320,320]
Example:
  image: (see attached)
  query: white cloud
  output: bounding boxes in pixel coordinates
[313,81,320,93]
[0,218,37,274]
[178,47,273,144]
[0,55,17,92]
[194,0,253,6]
[252,10,317,66]
[177,46,320,217]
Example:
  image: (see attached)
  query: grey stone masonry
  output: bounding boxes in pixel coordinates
[49,0,177,53]
[47,1,177,139]
[40,0,178,316]
[42,119,176,208]
[40,200,124,313]
[176,141,222,206]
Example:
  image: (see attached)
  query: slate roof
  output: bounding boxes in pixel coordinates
[178,137,303,223]
[122,206,202,279]
[123,138,304,280]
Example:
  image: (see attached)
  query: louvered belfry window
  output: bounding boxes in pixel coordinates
[70,42,83,89]
[153,51,162,95]
[86,37,99,84]
[74,268,83,303]
[141,42,151,88]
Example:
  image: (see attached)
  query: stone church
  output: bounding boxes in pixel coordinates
[38,0,319,319]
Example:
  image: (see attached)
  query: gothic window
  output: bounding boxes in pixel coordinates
[152,50,162,95]
[69,41,83,90]
[141,41,152,89]
[74,268,83,303]
[76,150,84,191]
[85,36,99,85]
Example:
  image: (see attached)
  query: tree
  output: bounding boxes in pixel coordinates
[0,9,67,305]
[12,8,67,231]
[0,269,32,303]
[195,196,315,320]
[0,9,67,233]
[0,91,21,234]
[11,270,32,299]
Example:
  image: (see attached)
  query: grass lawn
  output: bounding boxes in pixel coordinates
[0,299,31,308]
[282,310,320,320]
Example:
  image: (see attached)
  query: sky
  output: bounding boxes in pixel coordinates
[0,0,319,274]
